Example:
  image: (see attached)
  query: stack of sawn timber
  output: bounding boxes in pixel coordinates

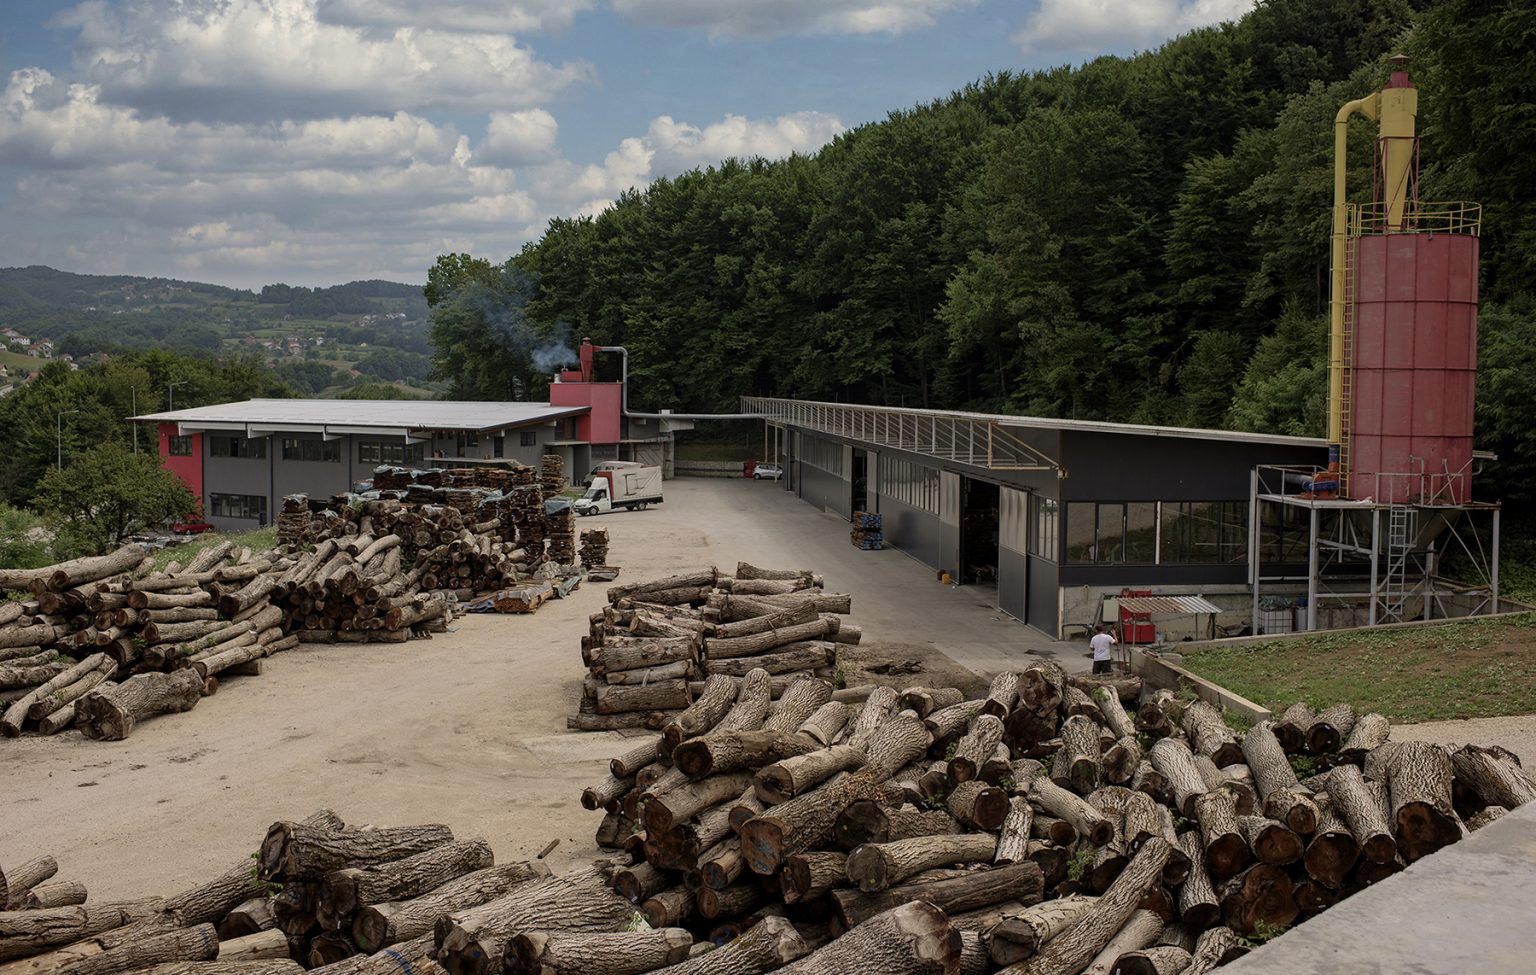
[0,808,618,975]
[576,664,1536,974]
[570,563,860,732]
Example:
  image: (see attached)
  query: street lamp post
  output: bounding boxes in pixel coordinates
[130,385,138,454]
[167,380,187,412]
[56,409,79,470]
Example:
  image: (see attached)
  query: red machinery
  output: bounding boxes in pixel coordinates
[1118,588,1157,644]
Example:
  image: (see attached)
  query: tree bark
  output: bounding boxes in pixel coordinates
[260,823,454,882]
[642,915,808,975]
[1080,909,1161,975]
[505,928,693,975]
[323,839,493,919]
[1241,722,1318,835]
[712,669,773,734]
[984,895,1097,966]
[662,674,739,753]
[776,901,958,975]
[1173,831,1220,932]
[2,857,59,910]
[1000,839,1170,975]
[846,834,999,892]
[435,869,635,975]
[834,803,959,850]
[163,860,267,927]
[1305,702,1355,755]
[1148,740,1207,818]
[1029,778,1114,847]
[982,672,1019,720]
[756,746,866,805]
[76,668,204,741]
[1193,788,1249,881]
[781,851,846,905]
[1382,741,1462,862]
[1051,715,1102,795]
[761,679,833,735]
[994,797,1034,866]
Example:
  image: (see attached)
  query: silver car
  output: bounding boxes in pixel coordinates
[752,463,784,480]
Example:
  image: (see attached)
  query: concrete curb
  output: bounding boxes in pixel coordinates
[1180,606,1536,652]
[1128,647,1273,723]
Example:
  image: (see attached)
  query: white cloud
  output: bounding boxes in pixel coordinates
[612,0,978,38]
[1014,0,1254,53]
[475,109,560,166]
[314,0,592,34]
[645,112,845,169]
[54,0,594,123]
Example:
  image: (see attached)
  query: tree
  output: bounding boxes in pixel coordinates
[35,444,198,556]
[428,264,556,400]
[0,503,52,570]
[424,253,499,308]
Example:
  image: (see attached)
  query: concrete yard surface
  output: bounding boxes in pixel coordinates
[1228,801,1536,974]
[0,477,1060,903]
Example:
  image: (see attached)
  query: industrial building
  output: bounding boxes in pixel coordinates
[753,60,1506,640]
[138,352,685,530]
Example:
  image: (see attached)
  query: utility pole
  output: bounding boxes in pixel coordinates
[56,409,79,470]
[167,380,187,412]
[131,385,138,454]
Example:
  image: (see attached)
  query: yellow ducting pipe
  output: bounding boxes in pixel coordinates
[1328,92,1379,459]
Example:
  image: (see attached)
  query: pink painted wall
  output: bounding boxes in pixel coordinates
[548,381,622,444]
[157,421,204,509]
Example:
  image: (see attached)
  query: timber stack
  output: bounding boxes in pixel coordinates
[545,503,577,567]
[570,563,860,732]
[575,647,1536,972]
[539,455,566,497]
[578,528,609,568]
[850,511,883,550]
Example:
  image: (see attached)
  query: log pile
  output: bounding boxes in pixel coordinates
[569,564,858,731]
[1,465,604,740]
[539,455,565,498]
[574,653,1536,973]
[850,511,883,550]
[544,504,576,567]
[578,529,609,569]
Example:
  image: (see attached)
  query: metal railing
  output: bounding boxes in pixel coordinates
[1349,200,1481,236]
[742,397,1058,472]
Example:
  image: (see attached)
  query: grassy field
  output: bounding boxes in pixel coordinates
[150,526,277,571]
[0,349,42,376]
[1180,612,1536,723]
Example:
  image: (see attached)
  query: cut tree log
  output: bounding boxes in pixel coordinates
[1450,744,1536,810]
[1382,741,1462,862]
[50,923,218,975]
[2,654,112,737]
[504,928,694,975]
[1340,712,1390,762]
[755,746,866,805]
[845,834,999,892]
[1173,831,1220,932]
[781,852,846,905]
[1272,702,1315,754]
[984,896,1097,967]
[2,856,59,910]
[994,797,1034,866]
[1185,927,1248,975]
[217,900,275,940]
[1029,777,1115,847]
[1148,739,1207,817]
[259,822,454,882]
[832,861,1043,929]
[947,780,1010,831]
[322,839,494,918]
[1305,703,1356,755]
[17,883,86,910]
[1193,788,1250,881]
[1112,945,1194,975]
[738,770,891,875]
[662,674,739,753]
[1079,909,1160,975]
[833,803,960,849]
[1237,815,1303,865]
[351,861,551,948]
[1218,863,1298,936]
[216,929,289,963]
[1302,800,1360,886]
[76,668,205,741]
[774,901,958,975]
[1180,702,1244,768]
[640,915,809,975]
[435,868,636,975]
[1241,722,1318,834]
[1316,764,1396,862]
[1051,715,1102,795]
[164,860,267,926]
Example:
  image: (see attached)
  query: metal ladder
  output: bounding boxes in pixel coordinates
[1338,235,1357,497]
[1380,504,1416,622]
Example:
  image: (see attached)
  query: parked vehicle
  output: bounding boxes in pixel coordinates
[583,460,644,486]
[574,465,664,515]
[172,521,216,535]
[752,463,784,481]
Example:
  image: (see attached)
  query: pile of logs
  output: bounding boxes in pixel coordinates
[575,662,1536,974]
[579,529,609,568]
[1,466,595,739]
[539,455,566,498]
[570,564,861,731]
[545,504,576,567]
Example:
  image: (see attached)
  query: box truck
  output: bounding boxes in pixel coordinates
[574,465,663,515]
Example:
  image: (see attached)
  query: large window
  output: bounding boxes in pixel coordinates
[799,435,844,475]
[358,441,425,465]
[209,435,266,459]
[520,431,537,447]
[1161,501,1248,564]
[1258,500,1309,563]
[210,493,267,521]
[168,435,193,456]
[281,438,341,462]
[879,456,940,514]
[1030,496,1059,560]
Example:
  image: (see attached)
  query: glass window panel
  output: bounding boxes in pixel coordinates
[1094,502,1125,563]
[1065,502,1097,563]
[1125,502,1157,563]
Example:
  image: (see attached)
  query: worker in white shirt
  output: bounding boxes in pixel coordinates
[1089,624,1117,674]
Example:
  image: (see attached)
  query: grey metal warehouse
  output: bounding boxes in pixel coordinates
[744,397,1331,639]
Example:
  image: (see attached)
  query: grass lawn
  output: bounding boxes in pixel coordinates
[1179,612,1536,723]
[0,349,42,376]
[151,526,277,571]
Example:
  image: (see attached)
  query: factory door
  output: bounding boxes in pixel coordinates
[850,449,868,514]
[959,478,1000,586]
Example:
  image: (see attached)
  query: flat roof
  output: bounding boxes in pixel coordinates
[135,399,588,435]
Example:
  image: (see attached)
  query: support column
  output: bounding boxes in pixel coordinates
[1491,507,1501,612]
[1307,506,1320,632]
[1249,469,1261,633]
[1368,507,1380,626]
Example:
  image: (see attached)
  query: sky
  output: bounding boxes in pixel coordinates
[0,0,1255,290]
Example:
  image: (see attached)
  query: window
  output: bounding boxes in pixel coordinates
[799,436,844,475]
[210,493,267,521]
[1067,502,1160,564]
[281,438,341,462]
[1259,500,1309,563]
[520,431,537,447]
[1161,501,1248,564]
[878,456,939,514]
[493,436,504,459]
[1030,496,1059,560]
[168,436,193,456]
[358,442,424,465]
[209,435,266,459]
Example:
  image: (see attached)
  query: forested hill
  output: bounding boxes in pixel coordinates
[427,0,1532,499]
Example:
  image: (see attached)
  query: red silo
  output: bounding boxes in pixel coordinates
[1348,230,1479,503]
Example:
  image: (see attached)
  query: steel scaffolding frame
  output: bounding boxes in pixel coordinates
[1248,464,1502,632]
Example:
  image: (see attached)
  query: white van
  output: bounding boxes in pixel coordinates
[583,460,643,486]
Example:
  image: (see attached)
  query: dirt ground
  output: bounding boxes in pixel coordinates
[0,477,1050,901]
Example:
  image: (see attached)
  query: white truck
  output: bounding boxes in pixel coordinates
[574,464,664,515]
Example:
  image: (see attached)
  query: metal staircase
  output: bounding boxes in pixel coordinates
[1339,235,1357,497]
[1379,504,1417,622]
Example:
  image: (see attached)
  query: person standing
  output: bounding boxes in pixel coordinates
[1090,624,1118,674]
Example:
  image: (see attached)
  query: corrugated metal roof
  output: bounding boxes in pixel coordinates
[134,399,587,433]
[1115,595,1224,615]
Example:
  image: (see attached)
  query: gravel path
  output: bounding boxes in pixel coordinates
[1393,714,1536,766]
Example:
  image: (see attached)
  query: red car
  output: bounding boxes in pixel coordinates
[172,521,215,535]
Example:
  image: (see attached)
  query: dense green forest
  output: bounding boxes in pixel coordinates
[427,0,1533,505]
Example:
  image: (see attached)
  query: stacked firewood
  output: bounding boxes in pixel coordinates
[576,664,1536,974]
[539,455,566,497]
[579,528,609,568]
[570,564,861,732]
[850,511,883,550]
[0,809,629,975]
[545,504,576,567]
